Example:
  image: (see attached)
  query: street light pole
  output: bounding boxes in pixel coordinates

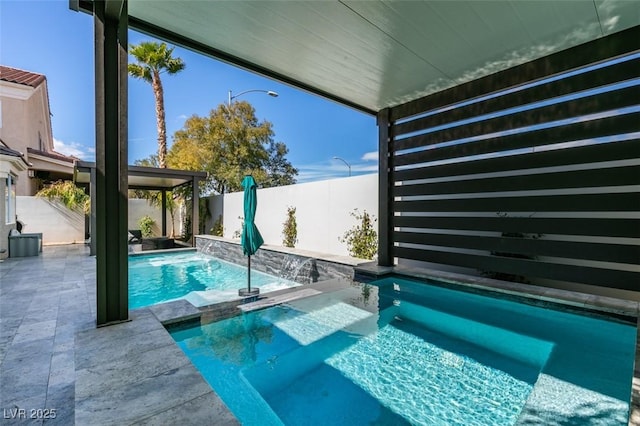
[228,89,279,106]
[333,156,351,177]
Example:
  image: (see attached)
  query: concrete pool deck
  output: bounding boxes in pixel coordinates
[1,244,639,424]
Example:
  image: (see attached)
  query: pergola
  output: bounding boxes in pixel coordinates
[74,161,207,255]
[71,0,639,326]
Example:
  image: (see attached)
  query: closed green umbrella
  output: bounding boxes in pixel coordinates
[239,175,263,296]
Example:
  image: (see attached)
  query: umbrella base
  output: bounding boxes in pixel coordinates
[238,288,260,297]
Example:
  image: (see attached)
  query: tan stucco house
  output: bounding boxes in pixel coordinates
[0,65,77,196]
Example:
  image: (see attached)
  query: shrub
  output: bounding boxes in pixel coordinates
[36,180,90,214]
[339,209,377,260]
[139,215,156,238]
[282,206,297,248]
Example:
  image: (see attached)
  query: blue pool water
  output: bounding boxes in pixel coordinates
[169,277,636,425]
[128,251,300,309]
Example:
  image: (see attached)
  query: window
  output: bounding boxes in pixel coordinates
[5,174,16,224]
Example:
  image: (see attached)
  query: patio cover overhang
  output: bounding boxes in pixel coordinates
[77,0,639,114]
[74,0,639,326]
[74,160,207,191]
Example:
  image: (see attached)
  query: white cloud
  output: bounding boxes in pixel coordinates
[53,138,94,160]
[361,151,378,162]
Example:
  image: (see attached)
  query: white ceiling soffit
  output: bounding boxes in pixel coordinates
[128,0,640,113]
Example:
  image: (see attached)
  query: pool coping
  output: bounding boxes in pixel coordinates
[127,246,197,257]
[150,277,355,327]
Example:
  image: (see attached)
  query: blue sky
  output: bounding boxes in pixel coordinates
[0,0,378,183]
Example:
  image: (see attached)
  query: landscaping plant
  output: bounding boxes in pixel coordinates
[36,180,90,214]
[282,206,297,248]
[340,209,378,260]
[138,215,156,238]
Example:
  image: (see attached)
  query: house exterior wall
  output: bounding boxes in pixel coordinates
[0,176,9,259]
[1,152,28,258]
[0,78,60,196]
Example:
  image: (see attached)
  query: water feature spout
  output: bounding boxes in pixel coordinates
[279,255,318,283]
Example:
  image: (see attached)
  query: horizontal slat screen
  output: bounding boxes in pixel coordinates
[386,28,640,290]
[394,216,640,239]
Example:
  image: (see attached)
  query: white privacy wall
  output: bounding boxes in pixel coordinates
[128,199,179,237]
[17,196,174,245]
[16,196,85,244]
[220,174,378,256]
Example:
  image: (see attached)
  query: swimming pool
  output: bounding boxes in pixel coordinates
[128,251,300,309]
[169,276,636,425]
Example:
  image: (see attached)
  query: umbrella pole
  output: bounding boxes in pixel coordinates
[247,255,251,292]
[239,253,259,297]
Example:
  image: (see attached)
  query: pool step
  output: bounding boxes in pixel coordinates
[271,301,376,346]
[239,288,322,312]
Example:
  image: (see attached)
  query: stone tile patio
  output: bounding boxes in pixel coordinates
[1,245,94,425]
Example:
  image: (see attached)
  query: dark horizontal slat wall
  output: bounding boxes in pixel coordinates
[384,26,640,291]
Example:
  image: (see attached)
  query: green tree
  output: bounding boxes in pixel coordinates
[133,155,159,168]
[264,142,297,187]
[128,41,185,168]
[168,101,297,193]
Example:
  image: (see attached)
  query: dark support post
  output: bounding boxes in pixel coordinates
[94,0,129,326]
[377,108,394,266]
[89,166,96,256]
[161,189,167,236]
[191,178,199,246]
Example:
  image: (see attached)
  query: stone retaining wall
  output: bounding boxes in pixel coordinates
[195,236,360,284]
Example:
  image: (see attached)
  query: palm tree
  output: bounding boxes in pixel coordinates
[128,42,185,168]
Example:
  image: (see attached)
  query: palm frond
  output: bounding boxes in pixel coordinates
[127,64,152,82]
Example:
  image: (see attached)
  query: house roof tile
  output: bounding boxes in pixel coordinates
[0,65,46,88]
[0,145,23,158]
